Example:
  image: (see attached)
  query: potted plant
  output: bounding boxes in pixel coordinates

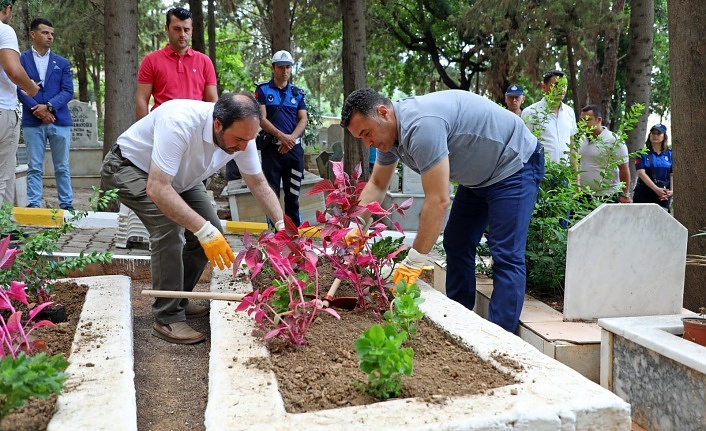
[682,307,706,346]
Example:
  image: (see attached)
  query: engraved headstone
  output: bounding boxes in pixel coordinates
[69,100,99,148]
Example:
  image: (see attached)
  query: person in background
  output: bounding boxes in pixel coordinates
[254,50,308,226]
[341,88,543,333]
[576,105,631,203]
[18,17,75,210]
[0,0,40,206]
[101,93,285,345]
[504,84,525,116]
[633,123,673,210]
[521,70,577,164]
[135,7,217,120]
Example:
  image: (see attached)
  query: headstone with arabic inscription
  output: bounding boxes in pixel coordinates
[68,100,99,148]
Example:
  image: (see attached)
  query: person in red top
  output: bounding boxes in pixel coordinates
[135,7,217,120]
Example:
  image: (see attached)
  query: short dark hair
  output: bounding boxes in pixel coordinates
[581,104,603,119]
[340,88,392,128]
[166,7,192,27]
[213,92,261,129]
[0,0,16,9]
[30,17,52,31]
[542,70,565,85]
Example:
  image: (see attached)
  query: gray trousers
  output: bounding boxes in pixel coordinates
[101,146,222,324]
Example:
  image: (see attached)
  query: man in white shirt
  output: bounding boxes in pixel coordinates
[577,104,631,203]
[0,0,40,205]
[521,70,577,164]
[101,92,285,345]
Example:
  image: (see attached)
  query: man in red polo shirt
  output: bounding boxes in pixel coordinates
[135,7,217,120]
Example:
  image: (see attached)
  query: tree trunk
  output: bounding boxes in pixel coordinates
[341,0,367,177]
[103,1,137,154]
[668,0,706,311]
[272,0,291,52]
[207,0,217,90]
[189,0,206,53]
[73,42,88,102]
[624,0,654,185]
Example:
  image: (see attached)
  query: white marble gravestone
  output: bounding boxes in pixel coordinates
[564,204,687,321]
[68,100,99,148]
[401,165,423,194]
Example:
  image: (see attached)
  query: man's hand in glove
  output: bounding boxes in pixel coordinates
[194,221,235,270]
[392,248,429,285]
[344,217,368,254]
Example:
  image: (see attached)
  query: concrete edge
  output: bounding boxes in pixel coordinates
[47,275,137,431]
[205,268,631,431]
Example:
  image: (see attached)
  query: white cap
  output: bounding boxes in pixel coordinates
[271,50,293,66]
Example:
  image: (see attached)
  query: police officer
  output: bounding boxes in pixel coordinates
[255,50,308,226]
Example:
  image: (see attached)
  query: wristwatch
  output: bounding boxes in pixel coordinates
[620,192,632,198]
[46,102,55,114]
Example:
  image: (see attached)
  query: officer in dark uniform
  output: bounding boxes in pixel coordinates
[252,50,308,226]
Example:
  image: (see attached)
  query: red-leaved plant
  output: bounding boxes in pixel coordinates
[234,162,412,346]
[0,236,56,358]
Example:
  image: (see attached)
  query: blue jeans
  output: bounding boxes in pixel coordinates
[443,147,544,333]
[24,124,73,208]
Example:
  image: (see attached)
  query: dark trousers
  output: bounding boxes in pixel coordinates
[633,182,670,210]
[443,147,544,333]
[261,143,304,226]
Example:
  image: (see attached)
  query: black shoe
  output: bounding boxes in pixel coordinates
[26,204,39,208]
[3,229,23,241]
[60,205,75,211]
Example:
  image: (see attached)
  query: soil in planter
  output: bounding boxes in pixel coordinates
[244,263,519,413]
[0,281,88,431]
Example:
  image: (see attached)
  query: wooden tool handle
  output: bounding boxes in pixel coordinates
[140,290,245,301]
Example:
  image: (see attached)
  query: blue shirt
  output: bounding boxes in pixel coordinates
[254,80,306,134]
[635,147,672,185]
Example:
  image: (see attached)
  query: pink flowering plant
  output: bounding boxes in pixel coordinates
[234,161,411,347]
[0,235,69,419]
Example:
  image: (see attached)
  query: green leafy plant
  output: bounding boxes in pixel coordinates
[0,187,116,302]
[383,280,424,338]
[0,352,69,419]
[354,323,414,400]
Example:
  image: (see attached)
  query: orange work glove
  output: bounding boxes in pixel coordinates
[391,248,428,285]
[194,221,235,270]
[344,217,369,254]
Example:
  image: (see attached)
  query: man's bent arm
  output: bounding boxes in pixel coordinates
[204,84,218,102]
[358,161,396,212]
[241,171,285,223]
[618,162,630,194]
[0,49,39,97]
[135,83,153,120]
[146,162,208,232]
[412,158,451,254]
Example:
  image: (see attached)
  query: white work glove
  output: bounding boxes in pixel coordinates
[194,221,235,270]
[275,220,285,231]
[392,248,429,285]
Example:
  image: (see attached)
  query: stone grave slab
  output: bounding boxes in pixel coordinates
[402,165,423,194]
[564,204,687,321]
[326,124,343,148]
[68,100,99,148]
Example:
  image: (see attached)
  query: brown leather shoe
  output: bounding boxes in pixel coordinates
[185,302,210,319]
[152,321,206,344]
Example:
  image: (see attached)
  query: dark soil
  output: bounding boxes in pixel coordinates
[246,263,517,413]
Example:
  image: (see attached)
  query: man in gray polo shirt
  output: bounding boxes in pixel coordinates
[341,88,543,333]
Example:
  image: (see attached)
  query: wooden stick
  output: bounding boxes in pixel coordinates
[140,290,245,301]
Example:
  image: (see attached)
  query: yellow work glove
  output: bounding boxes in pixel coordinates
[344,217,368,254]
[194,221,235,270]
[391,248,429,285]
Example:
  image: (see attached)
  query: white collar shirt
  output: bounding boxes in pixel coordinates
[522,98,577,163]
[32,47,51,82]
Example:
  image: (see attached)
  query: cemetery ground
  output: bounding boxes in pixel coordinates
[14,185,680,430]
